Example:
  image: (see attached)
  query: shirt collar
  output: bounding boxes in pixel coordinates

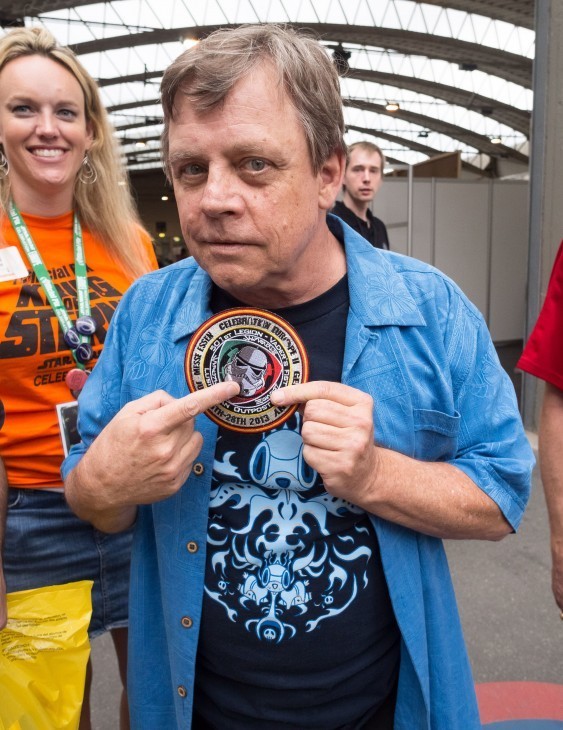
[171,214,425,342]
[171,263,214,342]
[328,214,425,327]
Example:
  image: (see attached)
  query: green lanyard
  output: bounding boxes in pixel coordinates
[8,200,93,367]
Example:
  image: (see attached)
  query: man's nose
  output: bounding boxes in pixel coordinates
[200,169,244,218]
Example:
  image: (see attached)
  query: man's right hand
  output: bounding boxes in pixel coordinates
[65,381,240,531]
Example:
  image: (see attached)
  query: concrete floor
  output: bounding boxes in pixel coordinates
[88,461,563,728]
[448,463,561,687]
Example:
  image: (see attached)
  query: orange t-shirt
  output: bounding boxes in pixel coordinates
[0,211,157,488]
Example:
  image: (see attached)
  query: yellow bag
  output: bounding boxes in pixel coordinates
[0,581,92,730]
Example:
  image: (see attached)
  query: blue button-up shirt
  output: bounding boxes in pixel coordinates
[63,216,533,729]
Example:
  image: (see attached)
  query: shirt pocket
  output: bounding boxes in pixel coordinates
[413,408,460,461]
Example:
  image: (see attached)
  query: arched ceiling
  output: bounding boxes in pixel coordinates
[0,0,535,178]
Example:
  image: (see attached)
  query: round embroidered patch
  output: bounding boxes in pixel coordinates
[185,308,309,432]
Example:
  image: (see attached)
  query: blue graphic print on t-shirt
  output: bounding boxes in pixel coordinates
[206,415,370,643]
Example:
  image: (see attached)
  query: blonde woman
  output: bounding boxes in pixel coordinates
[0,27,157,729]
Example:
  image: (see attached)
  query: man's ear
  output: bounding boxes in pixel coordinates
[318,150,345,211]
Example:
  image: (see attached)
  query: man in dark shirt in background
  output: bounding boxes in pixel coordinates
[333,140,390,249]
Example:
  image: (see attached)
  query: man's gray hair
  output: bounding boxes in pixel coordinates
[160,24,346,176]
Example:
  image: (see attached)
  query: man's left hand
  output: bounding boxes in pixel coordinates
[270,381,378,504]
[272,380,510,540]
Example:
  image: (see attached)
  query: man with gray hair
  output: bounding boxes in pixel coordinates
[63,24,533,730]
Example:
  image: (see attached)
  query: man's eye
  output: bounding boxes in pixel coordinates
[184,163,205,176]
[12,105,32,114]
[246,159,267,172]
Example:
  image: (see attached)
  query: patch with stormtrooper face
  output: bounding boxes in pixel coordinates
[185,308,308,432]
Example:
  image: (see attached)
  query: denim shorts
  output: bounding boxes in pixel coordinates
[4,487,133,639]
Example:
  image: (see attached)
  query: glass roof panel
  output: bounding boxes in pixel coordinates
[7,0,534,173]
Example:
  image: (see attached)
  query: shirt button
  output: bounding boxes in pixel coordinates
[181,616,193,629]
[186,541,198,553]
[192,462,204,476]
[177,685,187,698]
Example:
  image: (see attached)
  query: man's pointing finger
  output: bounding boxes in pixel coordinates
[271,381,367,408]
[159,381,240,431]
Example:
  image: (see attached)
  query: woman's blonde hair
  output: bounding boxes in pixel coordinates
[0,26,152,279]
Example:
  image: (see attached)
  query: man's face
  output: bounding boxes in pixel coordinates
[343,147,383,206]
[167,64,343,307]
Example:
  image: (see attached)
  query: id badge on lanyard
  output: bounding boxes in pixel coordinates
[8,200,98,397]
[0,245,28,281]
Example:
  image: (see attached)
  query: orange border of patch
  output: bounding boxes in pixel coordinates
[185,307,309,433]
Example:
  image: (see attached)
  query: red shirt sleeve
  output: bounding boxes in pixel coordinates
[518,239,563,390]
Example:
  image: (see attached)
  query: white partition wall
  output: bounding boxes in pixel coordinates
[410,181,433,265]
[434,182,491,321]
[489,183,529,342]
[374,178,529,342]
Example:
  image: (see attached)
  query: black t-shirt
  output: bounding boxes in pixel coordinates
[194,277,400,729]
[332,201,390,250]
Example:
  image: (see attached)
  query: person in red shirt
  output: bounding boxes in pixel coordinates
[518,239,563,617]
[0,27,157,728]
